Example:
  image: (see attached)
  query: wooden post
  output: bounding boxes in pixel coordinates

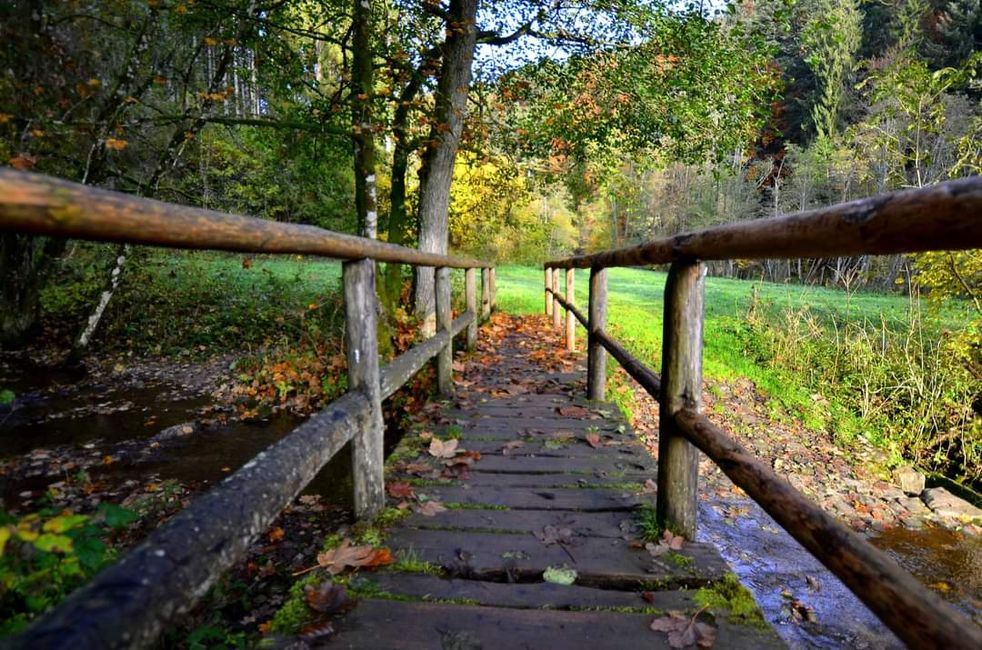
[465,267,477,351]
[565,268,575,352]
[545,267,553,317]
[657,261,704,539]
[481,267,491,321]
[343,259,384,519]
[435,266,453,396]
[552,268,561,329]
[489,267,497,312]
[587,267,607,400]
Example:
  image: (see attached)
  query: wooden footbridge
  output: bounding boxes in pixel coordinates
[1,169,981,649]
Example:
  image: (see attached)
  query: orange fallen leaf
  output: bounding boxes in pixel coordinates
[268,527,285,542]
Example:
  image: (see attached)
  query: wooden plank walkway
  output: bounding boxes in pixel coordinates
[325,315,784,649]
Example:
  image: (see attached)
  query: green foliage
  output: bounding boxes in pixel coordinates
[0,504,137,634]
[0,389,14,406]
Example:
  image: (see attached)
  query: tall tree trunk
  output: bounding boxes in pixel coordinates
[351,0,377,240]
[414,0,478,333]
[0,235,64,346]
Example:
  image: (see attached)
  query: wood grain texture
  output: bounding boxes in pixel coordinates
[465,267,477,350]
[481,267,491,321]
[0,169,488,268]
[657,262,703,540]
[588,267,608,400]
[565,267,576,351]
[435,266,453,396]
[344,259,385,520]
[545,177,982,269]
[544,267,553,316]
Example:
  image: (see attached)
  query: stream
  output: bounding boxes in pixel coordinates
[1,353,979,647]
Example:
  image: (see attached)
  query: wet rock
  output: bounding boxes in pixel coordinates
[154,422,199,441]
[920,488,982,521]
[893,466,925,496]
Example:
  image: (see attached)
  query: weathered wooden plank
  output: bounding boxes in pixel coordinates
[588,267,608,400]
[332,600,785,650]
[387,529,728,587]
[0,169,491,268]
[441,471,652,489]
[675,408,982,650]
[401,508,638,537]
[657,262,703,539]
[473,454,655,475]
[10,392,369,650]
[417,485,647,511]
[489,267,497,311]
[460,437,647,459]
[465,267,477,351]
[344,259,385,520]
[544,177,982,269]
[435,266,453,396]
[363,574,698,611]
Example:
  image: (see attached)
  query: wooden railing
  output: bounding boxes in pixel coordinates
[543,177,982,649]
[0,169,496,649]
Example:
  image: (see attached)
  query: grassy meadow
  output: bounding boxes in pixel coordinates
[496,265,978,484]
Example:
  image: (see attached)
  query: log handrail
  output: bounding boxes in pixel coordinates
[543,179,982,649]
[545,177,982,269]
[0,169,496,649]
[0,169,486,268]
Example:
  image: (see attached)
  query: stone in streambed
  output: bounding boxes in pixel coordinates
[893,466,925,496]
[920,487,982,522]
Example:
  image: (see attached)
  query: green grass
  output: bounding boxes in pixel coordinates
[495,264,964,456]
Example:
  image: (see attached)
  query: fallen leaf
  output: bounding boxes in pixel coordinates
[268,527,285,542]
[9,153,37,170]
[304,582,348,613]
[316,539,394,575]
[502,440,525,455]
[536,525,573,546]
[428,437,460,459]
[642,479,657,494]
[387,482,416,499]
[415,500,448,517]
[585,432,601,448]
[556,405,590,417]
[651,611,717,648]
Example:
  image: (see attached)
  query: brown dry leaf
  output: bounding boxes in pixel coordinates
[535,525,573,546]
[428,437,460,459]
[646,530,685,557]
[642,479,657,494]
[585,432,601,449]
[304,582,348,613]
[316,539,394,575]
[419,430,434,440]
[9,153,37,170]
[415,500,448,517]
[268,527,285,542]
[651,611,717,648]
[502,440,525,455]
[402,462,432,475]
[556,405,590,417]
[386,482,416,499]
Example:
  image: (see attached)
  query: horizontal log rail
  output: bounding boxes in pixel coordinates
[0,169,485,268]
[545,177,982,269]
[543,180,982,647]
[674,409,982,650]
[0,169,496,649]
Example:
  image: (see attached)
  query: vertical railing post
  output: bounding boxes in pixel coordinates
[489,267,497,312]
[465,267,477,351]
[545,266,553,317]
[435,266,453,396]
[552,267,561,330]
[481,267,491,321]
[343,259,384,519]
[565,268,575,352]
[587,267,607,400]
[657,261,705,539]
